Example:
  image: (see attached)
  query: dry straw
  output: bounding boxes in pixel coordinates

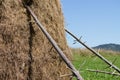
[0,0,71,80]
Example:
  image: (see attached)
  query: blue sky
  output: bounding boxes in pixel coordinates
[61,0,120,48]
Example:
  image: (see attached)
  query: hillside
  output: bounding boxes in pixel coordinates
[93,43,120,52]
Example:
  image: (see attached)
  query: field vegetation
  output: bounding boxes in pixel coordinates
[71,48,120,80]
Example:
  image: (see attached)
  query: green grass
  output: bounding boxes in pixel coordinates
[72,50,120,80]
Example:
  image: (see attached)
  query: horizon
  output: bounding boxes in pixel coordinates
[61,0,120,48]
[69,43,120,48]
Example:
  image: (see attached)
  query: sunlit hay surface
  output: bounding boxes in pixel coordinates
[0,0,71,80]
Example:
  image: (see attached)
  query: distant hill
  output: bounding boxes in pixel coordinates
[93,43,120,52]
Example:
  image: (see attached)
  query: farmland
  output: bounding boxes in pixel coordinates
[71,49,120,80]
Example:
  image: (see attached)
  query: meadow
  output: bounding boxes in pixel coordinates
[71,49,120,80]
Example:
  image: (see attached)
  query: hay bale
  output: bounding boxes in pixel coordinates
[0,0,71,80]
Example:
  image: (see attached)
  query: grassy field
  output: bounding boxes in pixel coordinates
[71,49,120,80]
